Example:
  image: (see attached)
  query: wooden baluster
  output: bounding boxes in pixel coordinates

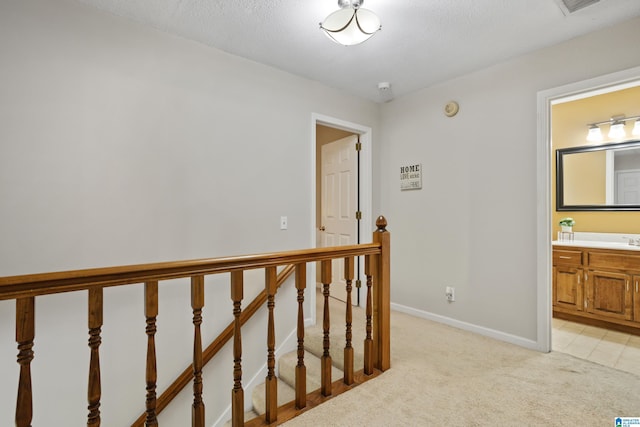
[16,297,35,427]
[191,276,205,427]
[295,263,307,409]
[144,281,159,426]
[373,216,391,371]
[265,267,278,423]
[87,288,103,426]
[364,255,374,376]
[320,260,332,397]
[343,256,355,385]
[230,271,244,427]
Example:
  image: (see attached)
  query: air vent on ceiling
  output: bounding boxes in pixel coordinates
[554,0,600,15]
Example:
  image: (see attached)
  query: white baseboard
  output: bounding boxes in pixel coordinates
[390,302,540,351]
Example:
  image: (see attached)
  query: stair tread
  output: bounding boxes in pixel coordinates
[250,296,369,417]
[304,324,365,371]
[223,410,259,427]
[278,350,343,392]
[308,295,368,371]
[251,376,297,416]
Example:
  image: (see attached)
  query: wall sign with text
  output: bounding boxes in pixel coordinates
[400,164,422,190]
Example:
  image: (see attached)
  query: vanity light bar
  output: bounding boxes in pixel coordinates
[586,115,640,141]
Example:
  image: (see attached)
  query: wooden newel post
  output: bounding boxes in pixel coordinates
[372,215,391,371]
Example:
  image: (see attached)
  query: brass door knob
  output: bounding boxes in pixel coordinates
[319,226,326,231]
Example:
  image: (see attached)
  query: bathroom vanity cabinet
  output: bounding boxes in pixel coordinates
[553,244,640,334]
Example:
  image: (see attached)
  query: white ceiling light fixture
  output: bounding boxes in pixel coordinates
[320,0,381,46]
[633,119,640,136]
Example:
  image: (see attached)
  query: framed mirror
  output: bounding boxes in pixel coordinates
[556,139,640,211]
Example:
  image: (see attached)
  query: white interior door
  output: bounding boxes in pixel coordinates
[616,170,640,204]
[320,135,358,303]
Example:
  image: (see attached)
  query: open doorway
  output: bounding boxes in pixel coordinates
[548,82,640,374]
[317,128,359,303]
[310,114,373,314]
[536,65,640,356]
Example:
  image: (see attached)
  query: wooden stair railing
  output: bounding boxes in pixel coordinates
[131,264,296,427]
[2,216,390,427]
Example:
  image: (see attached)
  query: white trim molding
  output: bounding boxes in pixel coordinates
[311,113,374,311]
[391,303,539,351]
[536,65,640,353]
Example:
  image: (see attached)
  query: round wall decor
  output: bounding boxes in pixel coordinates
[444,101,459,117]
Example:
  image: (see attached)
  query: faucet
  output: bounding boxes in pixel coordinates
[624,237,640,246]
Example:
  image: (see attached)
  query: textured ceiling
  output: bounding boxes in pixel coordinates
[73,0,640,102]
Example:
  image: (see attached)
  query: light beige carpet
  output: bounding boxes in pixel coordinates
[283,307,640,426]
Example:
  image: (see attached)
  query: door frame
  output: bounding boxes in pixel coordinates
[536,65,640,352]
[310,113,373,321]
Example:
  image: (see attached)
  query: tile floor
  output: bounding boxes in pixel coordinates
[552,317,640,376]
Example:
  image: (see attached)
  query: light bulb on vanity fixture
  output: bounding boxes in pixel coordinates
[608,119,626,139]
[586,124,603,142]
[585,114,640,142]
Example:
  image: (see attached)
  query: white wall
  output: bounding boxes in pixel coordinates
[3,0,640,423]
[379,16,640,346]
[0,0,379,425]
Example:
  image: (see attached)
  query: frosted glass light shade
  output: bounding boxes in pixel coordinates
[608,121,626,139]
[586,125,602,142]
[633,119,640,136]
[320,7,381,46]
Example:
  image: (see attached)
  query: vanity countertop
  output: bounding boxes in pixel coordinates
[552,240,640,251]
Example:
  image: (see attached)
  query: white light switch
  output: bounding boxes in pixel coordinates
[280,216,288,230]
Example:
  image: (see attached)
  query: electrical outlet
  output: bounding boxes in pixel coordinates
[445,286,455,302]
[280,216,288,230]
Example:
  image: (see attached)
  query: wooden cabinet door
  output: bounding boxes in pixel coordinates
[634,276,640,323]
[553,267,583,312]
[586,270,632,321]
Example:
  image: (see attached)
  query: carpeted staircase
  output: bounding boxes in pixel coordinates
[227,293,366,425]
